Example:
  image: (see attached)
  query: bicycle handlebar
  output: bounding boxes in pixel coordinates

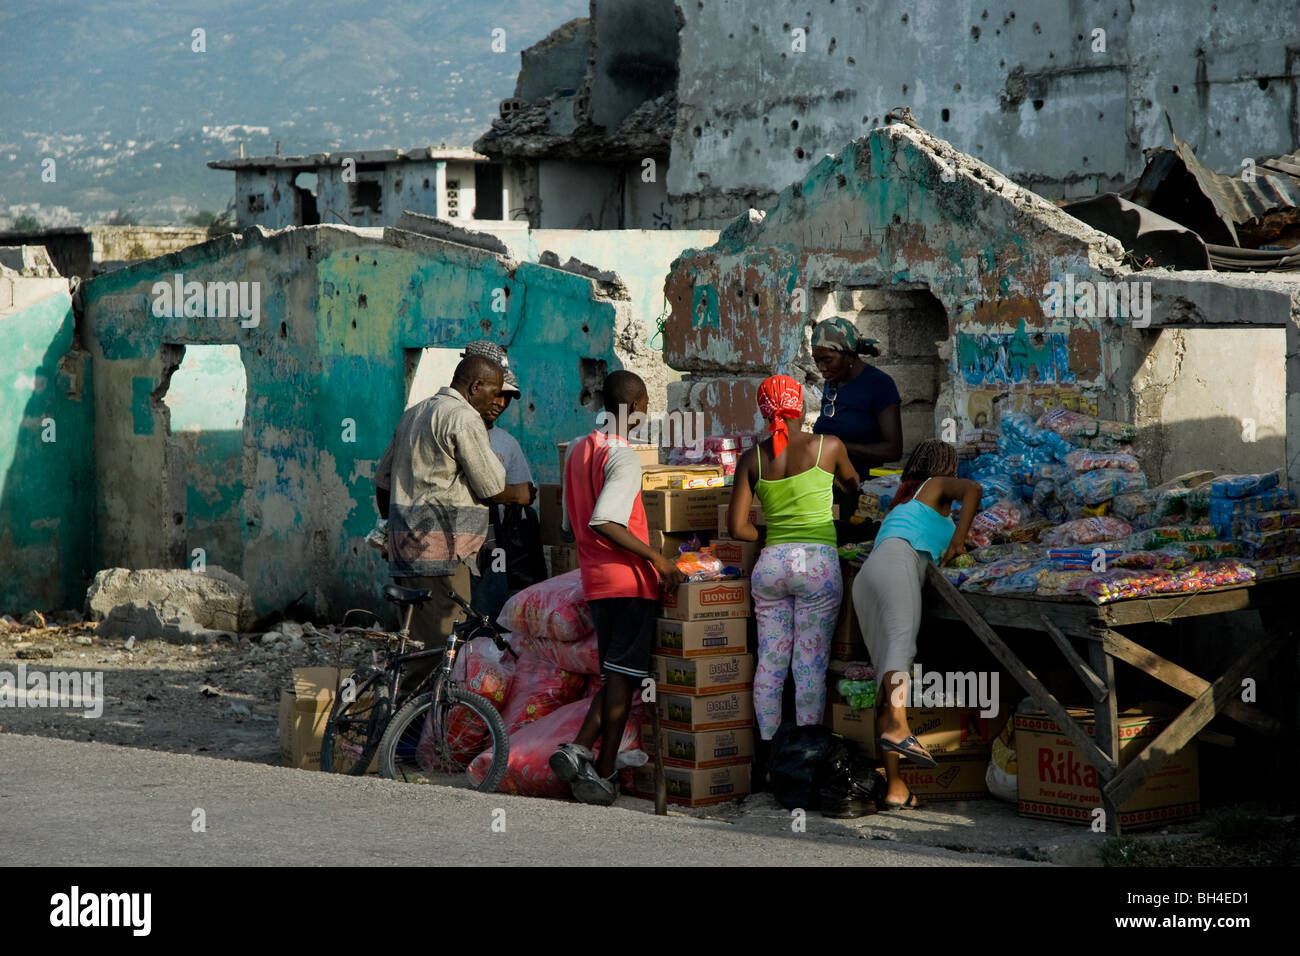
[447,588,519,659]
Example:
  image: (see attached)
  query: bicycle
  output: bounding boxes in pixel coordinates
[319,584,515,792]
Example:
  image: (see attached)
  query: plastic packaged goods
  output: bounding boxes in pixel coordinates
[508,630,600,676]
[966,499,1029,548]
[455,635,517,710]
[1249,557,1281,579]
[1234,509,1300,536]
[498,570,594,643]
[836,679,877,710]
[940,566,972,588]
[1113,549,1190,570]
[1171,540,1240,561]
[987,562,1053,595]
[1072,559,1256,604]
[970,542,1042,563]
[1037,409,1137,443]
[998,519,1054,544]
[960,557,1040,592]
[1204,488,1297,520]
[1131,524,1218,549]
[1064,449,1141,473]
[1029,462,1071,485]
[1035,569,1096,596]
[499,652,587,733]
[1205,470,1282,500]
[950,552,977,568]
[1065,468,1148,505]
[1047,548,1123,570]
[676,547,728,582]
[1039,517,1132,547]
[1236,528,1300,560]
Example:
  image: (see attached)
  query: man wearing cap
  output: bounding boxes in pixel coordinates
[810,317,904,477]
[474,360,541,623]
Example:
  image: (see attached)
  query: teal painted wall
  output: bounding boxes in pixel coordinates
[0,289,94,613]
[80,226,626,621]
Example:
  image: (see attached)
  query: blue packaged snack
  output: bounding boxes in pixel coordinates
[1207,470,1282,500]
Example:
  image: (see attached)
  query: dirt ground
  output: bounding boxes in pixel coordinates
[0,617,373,762]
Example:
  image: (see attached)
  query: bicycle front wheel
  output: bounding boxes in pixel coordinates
[376,684,510,792]
[320,667,390,775]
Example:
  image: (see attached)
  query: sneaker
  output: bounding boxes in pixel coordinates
[570,764,619,806]
[549,743,595,783]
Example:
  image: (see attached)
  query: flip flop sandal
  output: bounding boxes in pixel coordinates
[881,786,923,811]
[878,734,938,769]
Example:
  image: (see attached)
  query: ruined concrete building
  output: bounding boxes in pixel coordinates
[664,125,1300,489]
[474,0,680,229]
[209,147,518,230]
[668,0,1300,228]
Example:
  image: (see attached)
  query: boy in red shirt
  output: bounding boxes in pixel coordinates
[549,371,683,805]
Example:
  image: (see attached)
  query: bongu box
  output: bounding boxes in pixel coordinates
[659,578,751,621]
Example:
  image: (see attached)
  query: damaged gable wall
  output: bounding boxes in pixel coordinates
[665,124,1296,484]
[78,225,641,619]
[0,272,94,612]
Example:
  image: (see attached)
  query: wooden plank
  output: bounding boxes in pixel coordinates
[925,564,1116,777]
[1041,614,1107,701]
[1101,629,1280,737]
[923,585,1104,638]
[1088,638,1123,835]
[1105,631,1288,808]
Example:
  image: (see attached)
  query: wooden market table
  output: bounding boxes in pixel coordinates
[922,565,1298,835]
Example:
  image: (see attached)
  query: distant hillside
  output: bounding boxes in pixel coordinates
[0,0,587,227]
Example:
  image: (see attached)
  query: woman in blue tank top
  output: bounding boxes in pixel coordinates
[850,439,982,809]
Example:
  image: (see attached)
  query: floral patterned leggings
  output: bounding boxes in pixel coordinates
[749,543,842,740]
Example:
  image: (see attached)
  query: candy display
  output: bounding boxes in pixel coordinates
[1039,517,1131,547]
[1071,559,1255,604]
[1112,549,1190,570]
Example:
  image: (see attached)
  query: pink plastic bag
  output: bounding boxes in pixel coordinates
[454,634,516,711]
[1039,516,1132,546]
[497,570,594,643]
[500,649,587,732]
[508,630,601,676]
[467,697,643,795]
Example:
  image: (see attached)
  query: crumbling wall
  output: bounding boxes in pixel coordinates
[79,223,638,619]
[234,168,298,229]
[664,125,1129,455]
[588,0,679,130]
[0,265,94,613]
[515,17,591,101]
[670,0,1300,228]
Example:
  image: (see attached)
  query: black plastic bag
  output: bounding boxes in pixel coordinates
[818,739,886,808]
[768,722,837,810]
[494,503,548,591]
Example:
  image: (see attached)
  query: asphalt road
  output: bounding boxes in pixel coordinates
[0,733,1042,866]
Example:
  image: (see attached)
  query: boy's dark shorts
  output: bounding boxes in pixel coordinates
[588,596,657,679]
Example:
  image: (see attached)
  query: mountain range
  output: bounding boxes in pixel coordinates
[0,0,587,228]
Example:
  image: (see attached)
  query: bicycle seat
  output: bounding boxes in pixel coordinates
[382,584,432,605]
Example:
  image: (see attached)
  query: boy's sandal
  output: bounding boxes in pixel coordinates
[881,786,923,810]
[878,734,938,769]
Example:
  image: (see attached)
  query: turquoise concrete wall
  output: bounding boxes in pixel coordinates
[0,289,94,613]
[80,226,625,620]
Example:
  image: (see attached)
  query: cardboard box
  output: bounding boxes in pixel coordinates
[659,578,752,621]
[643,487,732,533]
[632,763,752,806]
[559,440,659,475]
[717,501,764,537]
[653,653,754,695]
[548,544,577,577]
[649,530,694,559]
[655,616,748,657]
[827,702,1006,759]
[641,464,725,490]
[659,690,755,731]
[1015,708,1200,830]
[830,561,865,659]
[641,725,755,768]
[709,537,759,575]
[279,667,348,771]
[538,483,565,547]
[895,752,990,801]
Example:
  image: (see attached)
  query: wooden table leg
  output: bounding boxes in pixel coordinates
[1087,633,1122,837]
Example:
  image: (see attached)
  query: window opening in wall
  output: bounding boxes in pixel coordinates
[293,171,319,226]
[474,164,504,220]
[350,166,384,217]
[405,346,467,408]
[161,344,248,574]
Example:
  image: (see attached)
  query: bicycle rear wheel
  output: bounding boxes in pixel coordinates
[320,667,390,775]
[376,684,510,792]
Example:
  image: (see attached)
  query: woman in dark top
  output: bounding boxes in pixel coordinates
[811,317,904,540]
[811,317,904,475]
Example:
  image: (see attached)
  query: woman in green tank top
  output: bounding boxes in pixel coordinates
[727,376,860,768]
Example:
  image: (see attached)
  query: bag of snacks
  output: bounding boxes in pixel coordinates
[966,500,1028,548]
[1039,517,1131,547]
[987,562,1053,595]
[676,547,728,582]
[498,570,593,643]
[960,557,1039,592]
[1065,469,1148,505]
[1064,449,1141,473]
[1206,470,1282,500]
[500,651,587,733]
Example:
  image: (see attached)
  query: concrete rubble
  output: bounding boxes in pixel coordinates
[85,567,256,643]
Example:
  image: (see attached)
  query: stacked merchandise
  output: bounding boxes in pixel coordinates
[824,662,1010,801]
[664,433,760,480]
[457,570,647,795]
[638,567,755,806]
[943,409,1267,603]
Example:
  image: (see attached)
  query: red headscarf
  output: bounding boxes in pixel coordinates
[756,375,804,458]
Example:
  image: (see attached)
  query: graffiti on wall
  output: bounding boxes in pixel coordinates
[956,319,1074,387]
